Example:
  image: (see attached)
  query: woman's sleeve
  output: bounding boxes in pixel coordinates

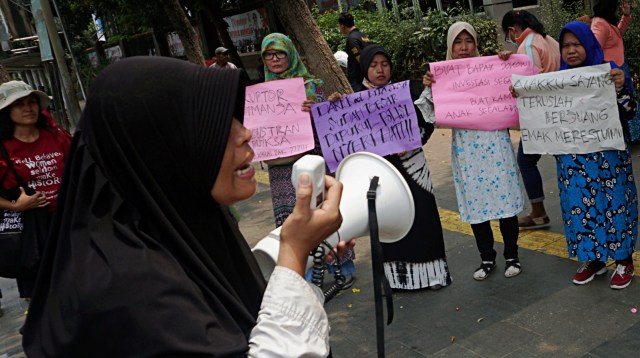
[413,87,435,144]
[591,19,608,48]
[248,266,330,358]
[619,14,631,36]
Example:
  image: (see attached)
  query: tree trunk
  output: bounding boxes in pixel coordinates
[0,64,11,84]
[162,0,205,65]
[269,0,352,96]
[201,5,244,69]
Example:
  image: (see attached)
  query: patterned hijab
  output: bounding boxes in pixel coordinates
[261,33,324,101]
[446,22,480,61]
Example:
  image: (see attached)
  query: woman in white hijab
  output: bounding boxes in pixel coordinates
[422,22,524,281]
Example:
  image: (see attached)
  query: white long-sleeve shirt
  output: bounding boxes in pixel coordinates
[248,266,330,357]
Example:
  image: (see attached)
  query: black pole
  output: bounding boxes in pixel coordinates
[367,176,393,358]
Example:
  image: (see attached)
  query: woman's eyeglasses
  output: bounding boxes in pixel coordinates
[263,51,287,60]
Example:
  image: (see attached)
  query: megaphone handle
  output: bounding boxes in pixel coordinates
[367,176,393,358]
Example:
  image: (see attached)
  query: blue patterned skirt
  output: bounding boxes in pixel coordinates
[556,149,638,262]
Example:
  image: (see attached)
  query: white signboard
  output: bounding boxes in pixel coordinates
[512,63,625,155]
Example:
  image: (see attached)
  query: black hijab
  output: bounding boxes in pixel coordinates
[22,57,266,357]
[359,44,392,82]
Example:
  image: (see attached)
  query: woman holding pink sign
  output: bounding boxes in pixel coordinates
[261,33,356,286]
[261,33,325,228]
[422,22,524,281]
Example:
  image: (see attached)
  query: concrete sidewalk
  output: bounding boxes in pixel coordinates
[319,129,640,357]
[1,128,640,357]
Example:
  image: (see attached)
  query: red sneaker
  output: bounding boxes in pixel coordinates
[610,261,634,289]
[573,261,607,285]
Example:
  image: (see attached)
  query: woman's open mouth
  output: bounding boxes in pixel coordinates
[235,163,255,179]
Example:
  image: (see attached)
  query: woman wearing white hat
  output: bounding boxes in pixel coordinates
[0,80,71,298]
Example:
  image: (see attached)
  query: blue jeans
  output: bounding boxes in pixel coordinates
[517,140,545,203]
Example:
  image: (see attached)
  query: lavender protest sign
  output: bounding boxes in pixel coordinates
[311,81,421,172]
[512,63,625,155]
[244,77,315,162]
[431,55,537,130]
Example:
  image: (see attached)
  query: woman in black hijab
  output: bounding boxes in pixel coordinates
[22,57,344,357]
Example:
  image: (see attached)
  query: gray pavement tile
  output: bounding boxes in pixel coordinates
[588,320,640,357]
[452,321,544,357]
[430,343,484,357]
[385,340,429,357]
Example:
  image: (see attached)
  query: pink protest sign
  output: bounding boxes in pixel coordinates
[311,81,421,172]
[244,77,315,162]
[431,55,537,130]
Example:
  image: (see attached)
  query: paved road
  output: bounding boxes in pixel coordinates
[2,128,640,357]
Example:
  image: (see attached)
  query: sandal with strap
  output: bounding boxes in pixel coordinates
[504,259,522,278]
[518,215,550,230]
[473,261,496,281]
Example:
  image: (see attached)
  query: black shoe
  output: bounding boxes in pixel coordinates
[473,261,496,281]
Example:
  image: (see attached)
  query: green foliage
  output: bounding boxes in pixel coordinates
[624,4,640,93]
[537,0,587,40]
[313,6,501,80]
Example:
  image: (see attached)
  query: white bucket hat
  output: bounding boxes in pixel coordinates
[0,81,50,112]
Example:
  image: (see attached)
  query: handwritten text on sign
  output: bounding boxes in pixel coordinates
[244,77,315,161]
[311,81,421,172]
[431,55,537,130]
[512,63,624,155]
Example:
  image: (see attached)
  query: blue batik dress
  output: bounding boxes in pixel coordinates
[556,87,638,262]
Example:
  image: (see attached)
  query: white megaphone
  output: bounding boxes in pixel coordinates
[252,152,415,280]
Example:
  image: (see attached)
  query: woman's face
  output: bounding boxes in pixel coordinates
[264,50,290,74]
[561,31,586,67]
[451,31,476,59]
[211,118,256,205]
[367,53,391,87]
[9,94,39,127]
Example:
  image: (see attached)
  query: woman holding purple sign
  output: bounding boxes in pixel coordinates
[356,44,452,291]
[422,22,524,281]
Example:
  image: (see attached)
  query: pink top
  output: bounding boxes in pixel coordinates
[516,28,560,74]
[591,15,631,66]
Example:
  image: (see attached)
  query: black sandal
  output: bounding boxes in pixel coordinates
[473,261,496,281]
[504,259,522,278]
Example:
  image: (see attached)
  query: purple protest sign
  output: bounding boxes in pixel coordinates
[431,55,537,130]
[244,77,315,162]
[311,81,421,172]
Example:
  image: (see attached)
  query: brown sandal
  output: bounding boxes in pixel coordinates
[518,215,550,230]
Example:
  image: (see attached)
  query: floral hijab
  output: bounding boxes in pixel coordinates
[261,33,324,102]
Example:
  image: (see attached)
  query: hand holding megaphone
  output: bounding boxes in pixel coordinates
[278,173,343,277]
[253,153,415,281]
